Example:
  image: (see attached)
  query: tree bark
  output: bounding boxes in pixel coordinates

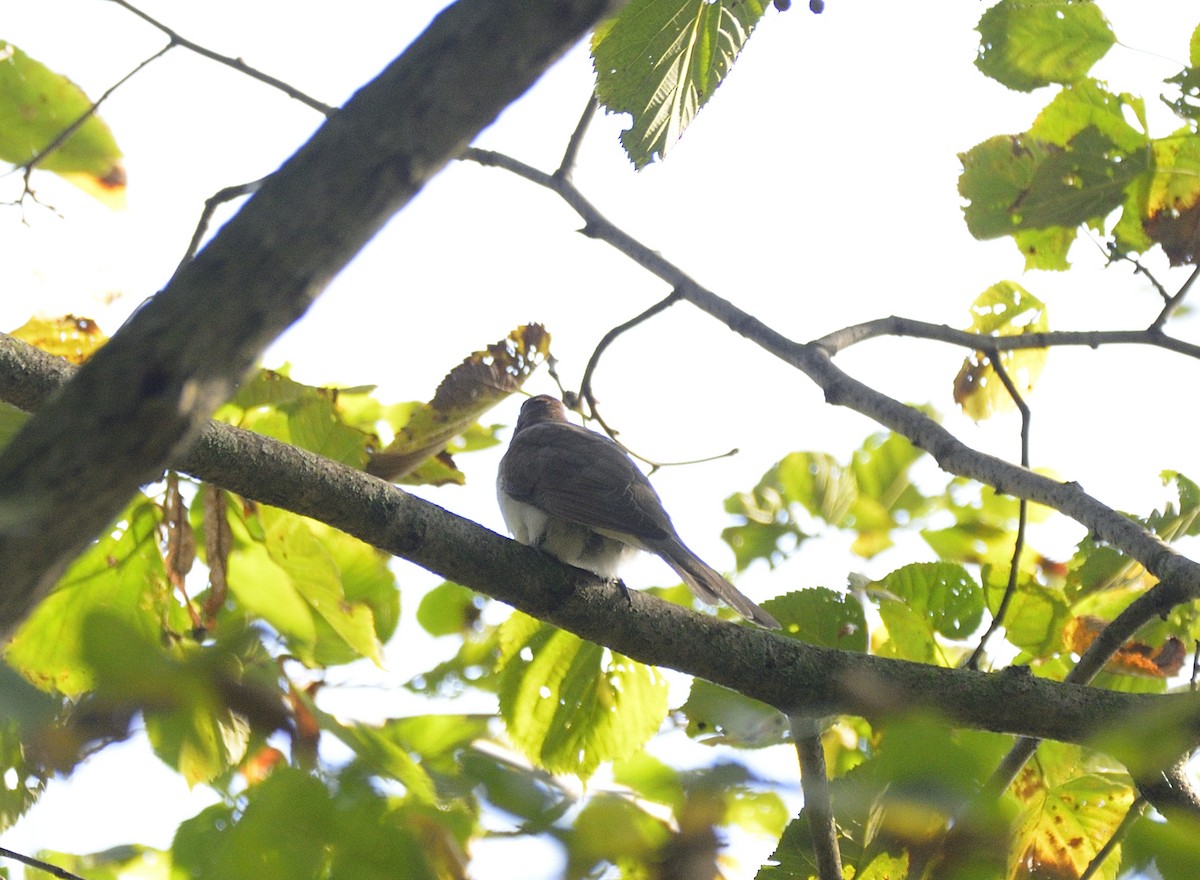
[0,0,622,635]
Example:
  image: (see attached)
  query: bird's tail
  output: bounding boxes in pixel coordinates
[657,542,781,629]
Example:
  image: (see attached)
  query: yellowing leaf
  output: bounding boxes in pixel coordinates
[1142,129,1200,266]
[954,282,1048,420]
[368,323,550,483]
[0,41,125,207]
[9,314,108,364]
[1009,743,1133,880]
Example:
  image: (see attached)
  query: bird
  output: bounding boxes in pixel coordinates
[497,395,780,629]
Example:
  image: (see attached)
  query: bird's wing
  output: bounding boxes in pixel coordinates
[500,422,674,541]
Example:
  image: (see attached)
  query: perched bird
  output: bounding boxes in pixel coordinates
[497,395,780,629]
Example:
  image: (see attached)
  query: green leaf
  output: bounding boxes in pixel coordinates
[847,432,927,556]
[78,613,251,786]
[881,563,984,641]
[23,846,172,880]
[4,497,185,695]
[417,581,480,636]
[975,0,1115,92]
[1122,809,1200,880]
[313,713,439,805]
[0,41,125,205]
[681,679,788,748]
[0,714,45,831]
[872,563,984,663]
[173,771,337,880]
[953,281,1049,420]
[959,128,1149,254]
[1162,25,1200,123]
[1028,80,1146,152]
[564,793,669,875]
[722,468,813,570]
[725,434,927,567]
[769,587,868,652]
[217,369,375,468]
[983,565,1071,658]
[459,744,575,826]
[224,503,386,667]
[497,614,668,779]
[592,0,767,168]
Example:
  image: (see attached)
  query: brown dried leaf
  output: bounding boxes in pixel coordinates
[1064,615,1186,677]
[367,324,550,481]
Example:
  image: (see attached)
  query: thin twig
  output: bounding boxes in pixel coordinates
[815,315,1200,362]
[572,292,737,471]
[0,846,89,880]
[556,95,599,181]
[965,352,1031,670]
[106,0,335,116]
[1080,797,1146,880]
[13,43,171,179]
[1192,640,1200,690]
[790,715,842,880]
[1151,263,1200,330]
[176,177,270,273]
[1104,245,1172,303]
[578,290,681,426]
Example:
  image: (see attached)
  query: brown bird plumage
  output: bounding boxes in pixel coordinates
[497,395,780,629]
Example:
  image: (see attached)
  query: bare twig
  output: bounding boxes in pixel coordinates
[106,0,335,116]
[965,352,1030,670]
[576,290,682,450]
[1104,244,1171,303]
[790,715,842,880]
[0,846,89,880]
[1080,797,1146,880]
[557,95,599,181]
[568,290,740,471]
[1151,263,1200,330]
[815,315,1200,362]
[177,177,270,273]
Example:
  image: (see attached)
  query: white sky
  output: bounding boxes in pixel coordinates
[4,2,1200,878]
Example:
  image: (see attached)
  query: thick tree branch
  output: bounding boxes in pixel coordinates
[3,334,1200,768]
[0,0,623,637]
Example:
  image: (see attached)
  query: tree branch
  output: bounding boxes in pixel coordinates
[461,148,1200,612]
[790,715,842,880]
[0,0,624,638]
[106,0,335,115]
[3,334,1200,767]
[814,315,1200,361]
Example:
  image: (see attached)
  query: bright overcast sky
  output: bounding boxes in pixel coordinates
[4,1,1200,877]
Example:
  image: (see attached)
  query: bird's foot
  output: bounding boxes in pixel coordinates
[611,577,633,608]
